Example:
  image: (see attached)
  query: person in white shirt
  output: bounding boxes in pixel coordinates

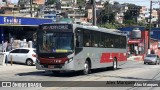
[2,40,8,52]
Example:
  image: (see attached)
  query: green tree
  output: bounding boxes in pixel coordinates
[123,19,136,26]
[124,4,141,24]
[77,0,86,6]
[100,1,113,23]
[46,0,57,5]
[98,1,121,24]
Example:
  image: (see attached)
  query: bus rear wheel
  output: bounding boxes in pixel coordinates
[82,60,90,75]
[112,58,117,70]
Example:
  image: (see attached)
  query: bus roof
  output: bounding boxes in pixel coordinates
[73,24,126,36]
[40,23,126,36]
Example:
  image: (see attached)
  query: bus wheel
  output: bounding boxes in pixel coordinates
[52,71,60,75]
[112,58,117,70]
[83,60,90,75]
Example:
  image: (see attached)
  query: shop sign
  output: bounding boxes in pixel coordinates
[4,17,21,25]
[0,16,52,25]
[128,40,140,43]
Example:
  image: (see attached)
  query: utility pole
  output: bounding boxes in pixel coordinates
[148,0,152,54]
[30,0,33,17]
[92,0,96,26]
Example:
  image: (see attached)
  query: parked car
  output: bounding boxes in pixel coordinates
[6,48,36,66]
[144,54,160,65]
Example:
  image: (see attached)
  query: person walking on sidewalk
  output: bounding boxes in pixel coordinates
[2,40,8,52]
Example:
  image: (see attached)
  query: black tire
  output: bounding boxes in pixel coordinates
[157,61,160,65]
[112,58,117,70]
[26,59,33,66]
[144,62,146,64]
[155,61,157,65]
[52,71,60,75]
[82,60,90,75]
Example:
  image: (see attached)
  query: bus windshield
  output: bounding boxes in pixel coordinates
[39,32,73,53]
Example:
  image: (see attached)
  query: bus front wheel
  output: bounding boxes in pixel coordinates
[52,71,60,75]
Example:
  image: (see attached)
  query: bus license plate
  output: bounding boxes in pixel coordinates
[48,65,54,69]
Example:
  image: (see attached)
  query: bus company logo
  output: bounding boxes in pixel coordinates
[2,82,12,87]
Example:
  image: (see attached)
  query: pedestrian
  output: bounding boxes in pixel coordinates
[2,40,8,52]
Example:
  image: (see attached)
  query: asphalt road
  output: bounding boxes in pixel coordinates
[0,60,160,90]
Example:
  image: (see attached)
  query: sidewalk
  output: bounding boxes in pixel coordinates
[0,63,35,72]
[127,56,144,63]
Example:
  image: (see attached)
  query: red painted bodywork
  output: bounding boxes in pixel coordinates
[39,57,69,64]
[100,53,127,63]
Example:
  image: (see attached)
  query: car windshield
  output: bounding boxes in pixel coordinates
[146,54,157,57]
[39,32,73,53]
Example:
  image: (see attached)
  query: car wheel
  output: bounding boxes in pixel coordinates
[144,62,146,64]
[155,61,158,65]
[26,59,33,66]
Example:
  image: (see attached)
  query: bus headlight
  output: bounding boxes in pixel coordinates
[65,58,73,64]
[65,61,68,64]
[68,58,73,63]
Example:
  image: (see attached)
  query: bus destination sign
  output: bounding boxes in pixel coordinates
[42,24,72,30]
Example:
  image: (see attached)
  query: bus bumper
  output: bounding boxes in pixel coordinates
[35,59,77,71]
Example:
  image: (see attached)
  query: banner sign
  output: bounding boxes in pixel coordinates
[0,16,52,26]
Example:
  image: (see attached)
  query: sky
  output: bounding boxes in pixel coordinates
[10,0,18,3]
[8,0,18,3]
[113,0,159,8]
[10,0,160,8]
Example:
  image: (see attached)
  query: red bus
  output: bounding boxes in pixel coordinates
[36,23,128,74]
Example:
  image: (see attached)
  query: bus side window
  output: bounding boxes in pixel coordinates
[76,29,83,47]
[76,36,80,47]
[86,40,91,46]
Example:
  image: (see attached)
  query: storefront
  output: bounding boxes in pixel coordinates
[0,15,52,50]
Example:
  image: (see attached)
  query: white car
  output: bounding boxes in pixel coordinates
[7,48,36,66]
